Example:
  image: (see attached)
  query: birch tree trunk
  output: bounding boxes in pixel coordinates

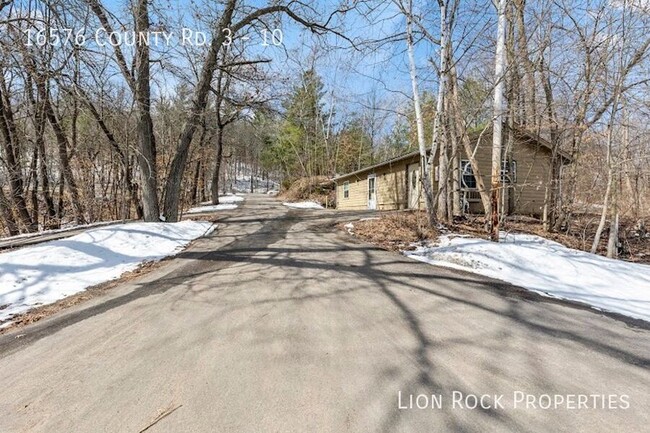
[591,123,616,253]
[433,0,450,223]
[490,0,508,242]
[404,0,435,226]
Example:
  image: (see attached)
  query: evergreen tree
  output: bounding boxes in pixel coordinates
[269,68,328,179]
[335,116,373,174]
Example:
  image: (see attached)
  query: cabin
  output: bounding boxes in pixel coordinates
[334,127,571,216]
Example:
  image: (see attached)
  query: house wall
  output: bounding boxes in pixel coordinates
[336,134,558,216]
[336,175,368,210]
[336,156,419,210]
[510,134,552,215]
[376,159,411,210]
[464,132,552,216]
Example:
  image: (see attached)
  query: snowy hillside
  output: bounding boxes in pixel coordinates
[226,175,279,194]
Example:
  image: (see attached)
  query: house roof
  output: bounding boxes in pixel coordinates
[333,149,423,181]
[509,127,573,163]
[333,126,571,182]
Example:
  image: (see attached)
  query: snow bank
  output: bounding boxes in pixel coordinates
[218,194,244,204]
[405,232,650,322]
[0,221,214,325]
[282,201,324,209]
[186,204,238,213]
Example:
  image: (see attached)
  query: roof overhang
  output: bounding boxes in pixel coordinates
[333,150,424,182]
[333,125,572,182]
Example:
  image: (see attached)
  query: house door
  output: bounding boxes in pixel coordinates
[367,174,377,210]
[407,164,420,209]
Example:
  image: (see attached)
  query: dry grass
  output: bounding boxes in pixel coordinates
[341,211,650,264]
[342,211,438,251]
[279,176,336,208]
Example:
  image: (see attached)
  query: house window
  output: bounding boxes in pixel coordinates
[501,160,517,184]
[343,181,350,199]
[460,160,477,189]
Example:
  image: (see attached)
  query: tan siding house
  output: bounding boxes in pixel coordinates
[335,128,570,216]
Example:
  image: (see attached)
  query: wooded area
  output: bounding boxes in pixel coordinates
[0,0,648,256]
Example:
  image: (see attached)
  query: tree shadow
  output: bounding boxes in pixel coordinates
[2,200,648,432]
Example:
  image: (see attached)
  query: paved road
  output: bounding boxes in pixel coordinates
[0,194,648,432]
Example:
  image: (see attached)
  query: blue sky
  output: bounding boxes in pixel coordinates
[92,0,498,132]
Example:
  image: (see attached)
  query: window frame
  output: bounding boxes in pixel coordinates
[343,181,350,199]
[501,160,517,184]
[459,160,477,190]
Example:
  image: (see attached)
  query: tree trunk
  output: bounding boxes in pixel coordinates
[162,0,237,221]
[431,0,451,224]
[591,135,614,254]
[450,124,461,217]
[607,207,619,259]
[0,78,37,232]
[513,0,536,124]
[0,187,19,236]
[540,55,559,231]
[490,0,508,242]
[404,0,435,226]
[191,159,201,204]
[28,145,39,226]
[35,103,58,228]
[79,89,143,219]
[211,127,225,205]
[41,89,85,224]
[134,0,160,221]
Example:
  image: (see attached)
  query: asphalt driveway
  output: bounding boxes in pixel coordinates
[0,194,648,432]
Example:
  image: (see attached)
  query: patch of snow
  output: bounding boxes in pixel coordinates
[282,201,324,209]
[216,194,244,204]
[228,174,280,194]
[186,204,238,214]
[186,195,244,214]
[0,221,214,325]
[344,222,355,235]
[404,232,650,322]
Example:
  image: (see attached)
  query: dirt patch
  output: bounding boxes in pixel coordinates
[279,177,336,208]
[340,211,438,251]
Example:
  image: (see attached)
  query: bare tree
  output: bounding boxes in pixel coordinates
[490,0,507,241]
[402,0,435,226]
